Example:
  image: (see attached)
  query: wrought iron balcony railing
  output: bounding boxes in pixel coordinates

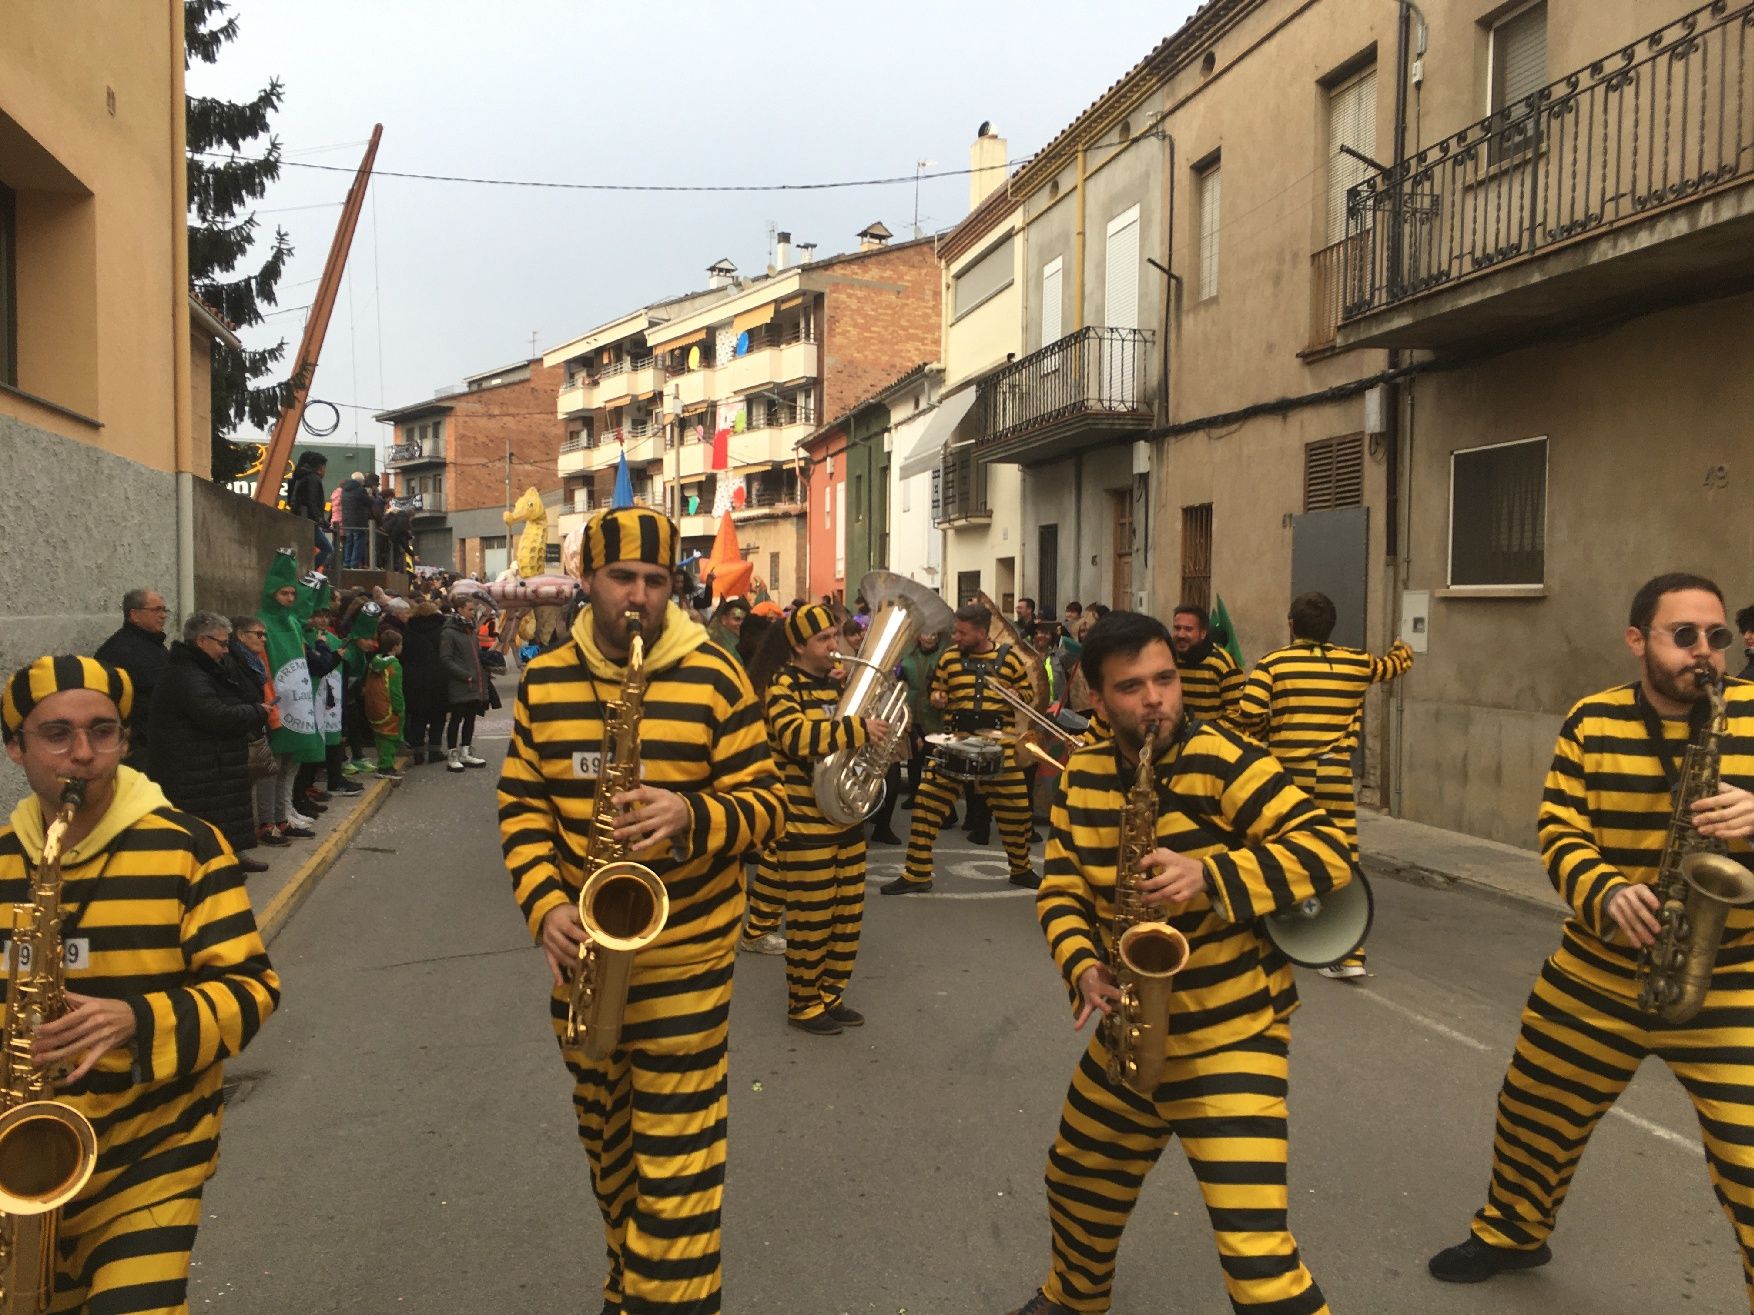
[973,326,1153,450]
[1343,0,1754,320]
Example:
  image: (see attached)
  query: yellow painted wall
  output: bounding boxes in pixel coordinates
[0,0,183,472]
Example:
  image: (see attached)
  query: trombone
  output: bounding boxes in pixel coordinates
[983,680,1085,767]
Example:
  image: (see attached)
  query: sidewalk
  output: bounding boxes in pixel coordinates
[244,774,397,943]
[1358,809,1565,915]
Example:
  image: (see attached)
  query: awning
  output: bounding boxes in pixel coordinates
[668,327,709,350]
[731,303,776,336]
[778,294,804,310]
[897,387,979,480]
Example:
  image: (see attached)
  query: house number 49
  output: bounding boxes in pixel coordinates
[1704,464,1729,489]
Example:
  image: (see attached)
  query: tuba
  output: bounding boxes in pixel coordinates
[565,614,671,1060]
[813,571,956,826]
[1637,664,1754,1024]
[0,779,99,1315]
[1102,724,1191,1095]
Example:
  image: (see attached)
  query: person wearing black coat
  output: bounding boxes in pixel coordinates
[399,602,449,765]
[149,612,270,870]
[95,587,172,774]
[438,600,491,772]
[288,453,332,570]
[339,474,374,568]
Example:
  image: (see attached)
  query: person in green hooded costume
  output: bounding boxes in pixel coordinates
[296,574,360,798]
[258,549,324,835]
[339,599,384,773]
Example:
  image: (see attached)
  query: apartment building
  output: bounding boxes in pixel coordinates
[376,357,567,573]
[547,228,940,600]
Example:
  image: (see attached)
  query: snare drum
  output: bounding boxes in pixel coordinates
[926,733,1005,782]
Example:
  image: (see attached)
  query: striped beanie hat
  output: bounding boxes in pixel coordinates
[581,507,680,575]
[3,656,133,741]
[784,604,836,650]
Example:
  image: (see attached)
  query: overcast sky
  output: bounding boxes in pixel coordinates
[192,0,1200,455]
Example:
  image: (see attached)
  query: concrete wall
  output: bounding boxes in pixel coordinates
[802,432,848,602]
[1024,444,1141,614]
[734,514,807,603]
[888,377,945,594]
[1397,291,1754,846]
[190,480,316,624]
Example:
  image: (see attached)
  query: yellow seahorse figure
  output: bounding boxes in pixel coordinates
[504,486,548,579]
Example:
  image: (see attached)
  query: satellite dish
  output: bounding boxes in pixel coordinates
[735,331,750,357]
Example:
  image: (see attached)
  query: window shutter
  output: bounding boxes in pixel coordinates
[1493,3,1547,111]
[1041,258,1064,347]
[1104,207,1140,330]
[953,236,1015,317]
[1304,435,1365,511]
[1198,166,1222,299]
[1325,70,1376,246]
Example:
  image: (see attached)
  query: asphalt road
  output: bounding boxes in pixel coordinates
[189,708,1749,1315]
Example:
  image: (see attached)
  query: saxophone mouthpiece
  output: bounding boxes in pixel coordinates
[56,778,88,811]
[623,610,643,638]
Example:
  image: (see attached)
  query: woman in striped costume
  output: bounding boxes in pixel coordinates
[761,605,894,1035]
[1233,591,1412,978]
[497,507,783,1315]
[1428,573,1754,1298]
[1,655,279,1314]
[1011,612,1353,1315]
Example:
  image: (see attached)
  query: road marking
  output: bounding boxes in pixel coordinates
[1348,984,1698,1151]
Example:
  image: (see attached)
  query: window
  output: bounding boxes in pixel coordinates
[1303,435,1365,511]
[1040,257,1064,348]
[0,181,14,386]
[1180,503,1213,611]
[769,551,780,589]
[1490,2,1547,162]
[952,234,1014,318]
[1449,436,1546,587]
[1104,205,1140,330]
[1196,161,1221,300]
[1325,68,1376,247]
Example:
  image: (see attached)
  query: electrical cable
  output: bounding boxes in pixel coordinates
[300,400,341,437]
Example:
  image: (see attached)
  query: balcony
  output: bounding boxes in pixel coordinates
[1338,1,1754,351]
[388,440,445,469]
[972,326,1154,465]
[412,491,446,516]
[732,421,813,470]
[595,356,663,409]
[721,335,818,395]
[557,375,597,416]
[667,364,715,414]
[558,435,591,475]
[678,513,718,539]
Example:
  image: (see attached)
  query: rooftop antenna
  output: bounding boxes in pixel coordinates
[913,159,935,238]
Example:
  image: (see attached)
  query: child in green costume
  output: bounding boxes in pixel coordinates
[363,629,405,779]
[258,550,325,832]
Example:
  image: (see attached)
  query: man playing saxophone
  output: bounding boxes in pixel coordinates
[1012,612,1354,1315]
[759,605,893,1036]
[497,507,783,1315]
[0,655,279,1313]
[1429,572,1754,1297]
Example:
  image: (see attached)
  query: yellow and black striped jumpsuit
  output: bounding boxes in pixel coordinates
[1464,680,1754,1301]
[1032,724,1353,1314]
[1234,637,1411,969]
[497,606,783,1315]
[1176,641,1245,725]
[765,666,871,1020]
[0,774,279,1315]
[897,643,1037,887]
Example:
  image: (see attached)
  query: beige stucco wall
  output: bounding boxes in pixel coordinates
[0,2,182,472]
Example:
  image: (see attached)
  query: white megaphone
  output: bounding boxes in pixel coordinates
[1265,871,1375,968]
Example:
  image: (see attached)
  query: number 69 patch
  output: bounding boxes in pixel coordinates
[0,939,90,974]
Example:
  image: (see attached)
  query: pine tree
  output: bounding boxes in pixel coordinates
[185,0,294,483]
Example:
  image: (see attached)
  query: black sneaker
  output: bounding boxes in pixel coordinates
[332,780,365,796]
[1009,870,1042,890]
[237,856,271,875]
[825,1002,865,1027]
[788,1012,843,1036]
[870,828,902,845]
[880,875,932,895]
[969,827,991,846]
[375,767,404,781]
[1007,1293,1075,1315]
[257,829,290,848]
[1428,1235,1552,1283]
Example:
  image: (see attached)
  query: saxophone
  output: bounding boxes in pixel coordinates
[1637,664,1754,1024]
[0,779,98,1315]
[1102,723,1191,1095]
[564,614,670,1060]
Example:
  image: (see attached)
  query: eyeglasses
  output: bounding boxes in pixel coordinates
[1645,622,1735,651]
[23,721,125,756]
[134,605,169,615]
[196,633,231,649]
[238,630,266,639]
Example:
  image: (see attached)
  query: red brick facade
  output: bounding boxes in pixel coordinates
[818,240,941,422]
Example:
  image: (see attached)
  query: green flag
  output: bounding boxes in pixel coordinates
[1211,595,1244,669]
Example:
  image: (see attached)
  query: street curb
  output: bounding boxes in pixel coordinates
[259,777,396,944]
[1363,855,1566,919]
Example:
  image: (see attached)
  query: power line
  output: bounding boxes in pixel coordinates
[194,150,1031,194]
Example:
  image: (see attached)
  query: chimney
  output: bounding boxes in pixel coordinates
[707,258,738,290]
[968,120,1008,213]
[797,241,816,264]
[775,231,792,269]
[857,221,893,252]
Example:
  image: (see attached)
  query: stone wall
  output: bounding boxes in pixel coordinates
[191,479,316,623]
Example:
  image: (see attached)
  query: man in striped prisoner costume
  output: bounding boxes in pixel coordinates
[1233,591,1412,979]
[0,655,279,1315]
[497,507,783,1315]
[1012,611,1353,1315]
[1429,572,1754,1296]
[1170,604,1245,724]
[762,605,894,1035]
[881,601,1040,894]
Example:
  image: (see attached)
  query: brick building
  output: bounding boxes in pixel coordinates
[376,358,567,573]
